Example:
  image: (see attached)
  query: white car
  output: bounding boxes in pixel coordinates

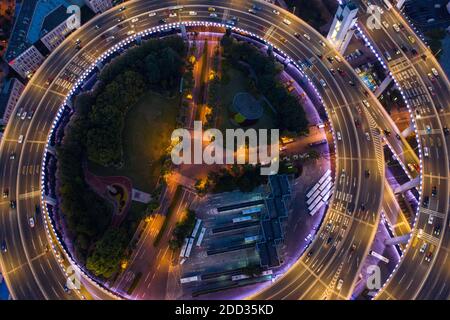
[21,111,27,120]
[149,12,156,17]
[126,30,135,35]
[420,242,428,253]
[18,135,24,144]
[382,21,389,28]
[365,132,371,141]
[431,68,438,77]
[188,11,197,16]
[169,12,177,18]
[29,217,35,228]
[283,18,291,25]
[209,13,218,18]
[336,279,344,291]
[319,40,326,47]
[423,146,429,157]
[303,33,311,40]
[336,131,342,141]
[428,215,434,225]
[272,9,280,15]
[320,79,327,87]
[393,23,400,32]
[131,18,139,23]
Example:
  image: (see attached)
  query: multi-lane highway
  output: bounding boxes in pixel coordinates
[351,0,450,300]
[0,0,446,300]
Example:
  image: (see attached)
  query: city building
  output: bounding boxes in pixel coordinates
[327,1,358,53]
[257,175,291,268]
[40,5,79,52]
[84,0,113,13]
[8,45,45,79]
[4,0,86,79]
[0,77,24,125]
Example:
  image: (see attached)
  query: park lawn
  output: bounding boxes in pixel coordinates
[216,62,276,133]
[89,90,179,193]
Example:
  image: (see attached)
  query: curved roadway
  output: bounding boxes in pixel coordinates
[0,0,388,300]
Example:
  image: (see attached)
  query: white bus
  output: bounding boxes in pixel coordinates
[184,237,195,258]
[180,275,199,284]
[370,250,390,263]
[196,227,206,247]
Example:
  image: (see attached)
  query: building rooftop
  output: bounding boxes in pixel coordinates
[4,0,85,62]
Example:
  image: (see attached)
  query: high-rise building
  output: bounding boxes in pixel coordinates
[9,45,45,79]
[0,78,25,125]
[84,0,113,13]
[327,1,359,53]
[40,5,79,52]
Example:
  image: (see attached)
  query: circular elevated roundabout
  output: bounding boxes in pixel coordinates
[0,0,447,300]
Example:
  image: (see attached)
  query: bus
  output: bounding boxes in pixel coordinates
[370,250,390,263]
[180,275,199,284]
[196,227,206,247]
[232,274,250,281]
[184,237,195,258]
[242,207,261,215]
[179,238,189,257]
[309,139,327,147]
[191,219,202,238]
[232,216,252,223]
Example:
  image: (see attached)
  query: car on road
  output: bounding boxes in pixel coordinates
[431,68,438,77]
[283,18,291,25]
[393,23,400,32]
[433,225,441,236]
[10,200,16,209]
[336,279,344,291]
[168,12,177,18]
[428,215,434,225]
[27,110,34,120]
[29,217,35,228]
[1,240,6,253]
[365,169,370,177]
[21,111,27,120]
[272,9,280,15]
[407,35,415,44]
[63,284,71,294]
[420,242,427,253]
[148,12,157,17]
[208,7,216,12]
[9,152,15,160]
[336,131,342,141]
[320,79,327,87]
[423,146,429,157]
[423,196,429,208]
[209,13,218,18]
[303,33,311,40]
[425,251,433,262]
[2,188,8,198]
[319,40,326,47]
[382,21,389,28]
[18,134,24,144]
[432,186,437,197]
[118,5,126,12]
